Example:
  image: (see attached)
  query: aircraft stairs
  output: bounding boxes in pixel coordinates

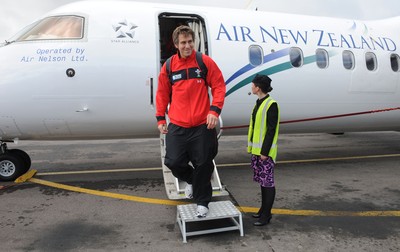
[160,133,243,242]
[160,133,229,200]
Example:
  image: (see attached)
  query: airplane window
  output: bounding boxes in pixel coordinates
[390,54,400,72]
[342,50,355,70]
[316,49,329,69]
[365,52,377,71]
[289,47,303,68]
[16,16,84,41]
[249,45,264,66]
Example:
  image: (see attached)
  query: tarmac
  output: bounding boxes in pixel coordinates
[1,131,400,251]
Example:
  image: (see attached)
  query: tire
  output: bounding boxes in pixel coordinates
[8,149,31,174]
[0,153,24,181]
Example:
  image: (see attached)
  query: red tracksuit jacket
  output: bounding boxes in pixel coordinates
[156,50,226,128]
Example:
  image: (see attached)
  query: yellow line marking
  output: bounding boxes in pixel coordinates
[38,167,161,176]
[219,153,400,166]
[36,153,400,176]
[241,207,400,217]
[29,178,184,206]
[28,178,400,217]
[277,153,400,164]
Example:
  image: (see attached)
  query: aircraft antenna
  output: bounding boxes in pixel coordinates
[244,0,258,11]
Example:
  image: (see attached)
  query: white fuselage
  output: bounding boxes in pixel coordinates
[1,1,399,141]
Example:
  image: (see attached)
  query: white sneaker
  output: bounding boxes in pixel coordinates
[196,205,209,218]
[185,183,193,199]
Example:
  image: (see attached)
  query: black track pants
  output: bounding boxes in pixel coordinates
[164,123,218,206]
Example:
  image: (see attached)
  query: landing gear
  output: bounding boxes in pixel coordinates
[0,142,31,181]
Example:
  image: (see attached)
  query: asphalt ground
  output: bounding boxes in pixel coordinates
[1,132,400,251]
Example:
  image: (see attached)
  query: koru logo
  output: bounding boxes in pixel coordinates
[112,19,138,38]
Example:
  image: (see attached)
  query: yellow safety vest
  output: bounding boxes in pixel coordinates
[247,97,280,162]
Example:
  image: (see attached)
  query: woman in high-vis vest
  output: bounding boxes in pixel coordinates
[247,74,280,226]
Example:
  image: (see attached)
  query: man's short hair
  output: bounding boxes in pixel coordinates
[172,25,195,46]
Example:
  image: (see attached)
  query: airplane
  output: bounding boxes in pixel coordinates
[1,0,400,182]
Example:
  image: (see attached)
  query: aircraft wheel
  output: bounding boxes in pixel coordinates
[8,149,31,174]
[0,153,24,181]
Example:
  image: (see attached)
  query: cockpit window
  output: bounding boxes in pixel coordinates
[16,16,84,41]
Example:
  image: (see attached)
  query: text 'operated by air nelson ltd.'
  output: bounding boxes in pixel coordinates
[20,48,87,63]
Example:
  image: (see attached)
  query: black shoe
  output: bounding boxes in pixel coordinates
[253,215,272,226]
[252,208,263,218]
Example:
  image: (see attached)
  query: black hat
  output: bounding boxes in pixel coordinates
[252,74,273,93]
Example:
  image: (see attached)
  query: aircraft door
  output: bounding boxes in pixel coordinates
[158,13,208,66]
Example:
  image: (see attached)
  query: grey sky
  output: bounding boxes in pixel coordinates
[1,0,400,41]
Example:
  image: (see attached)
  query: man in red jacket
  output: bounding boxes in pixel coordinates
[156,25,226,217]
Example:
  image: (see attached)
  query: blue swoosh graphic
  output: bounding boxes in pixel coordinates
[225,47,291,85]
[226,49,339,97]
[226,53,322,97]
